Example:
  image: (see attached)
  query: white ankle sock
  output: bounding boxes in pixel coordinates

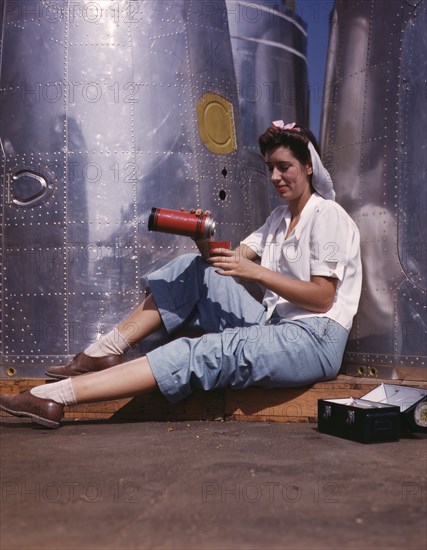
[84,328,130,357]
[30,379,77,406]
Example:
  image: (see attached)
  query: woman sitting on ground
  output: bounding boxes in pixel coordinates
[0,121,362,428]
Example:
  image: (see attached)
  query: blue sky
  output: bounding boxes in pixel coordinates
[293,0,334,141]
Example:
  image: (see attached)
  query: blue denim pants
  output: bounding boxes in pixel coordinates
[146,254,349,403]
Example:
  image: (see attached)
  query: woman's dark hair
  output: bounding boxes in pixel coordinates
[258,124,321,165]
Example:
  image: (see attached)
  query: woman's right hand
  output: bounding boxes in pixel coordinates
[180,207,212,259]
[193,239,211,260]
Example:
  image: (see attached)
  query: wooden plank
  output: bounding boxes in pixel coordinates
[1,376,426,423]
[224,384,379,422]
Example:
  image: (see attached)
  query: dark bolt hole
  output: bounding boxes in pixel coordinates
[221,167,228,178]
[219,190,227,201]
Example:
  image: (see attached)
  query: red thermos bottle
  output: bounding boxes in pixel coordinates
[148,207,216,239]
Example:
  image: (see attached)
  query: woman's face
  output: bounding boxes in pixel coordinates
[265,146,313,202]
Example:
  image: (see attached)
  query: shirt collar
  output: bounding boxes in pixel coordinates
[287,193,324,239]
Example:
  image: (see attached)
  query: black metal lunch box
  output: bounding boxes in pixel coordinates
[318,384,427,443]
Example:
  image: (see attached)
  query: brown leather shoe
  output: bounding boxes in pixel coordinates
[0,390,64,429]
[45,352,123,380]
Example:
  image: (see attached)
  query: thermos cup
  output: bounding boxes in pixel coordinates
[148,207,216,239]
[208,241,231,256]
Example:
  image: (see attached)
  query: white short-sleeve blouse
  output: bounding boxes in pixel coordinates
[241,193,362,331]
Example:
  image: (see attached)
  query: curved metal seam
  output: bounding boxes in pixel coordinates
[226,0,307,37]
[230,34,308,63]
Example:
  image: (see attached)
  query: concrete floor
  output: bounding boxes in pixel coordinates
[0,417,426,550]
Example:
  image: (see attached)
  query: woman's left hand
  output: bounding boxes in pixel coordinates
[207,247,260,280]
